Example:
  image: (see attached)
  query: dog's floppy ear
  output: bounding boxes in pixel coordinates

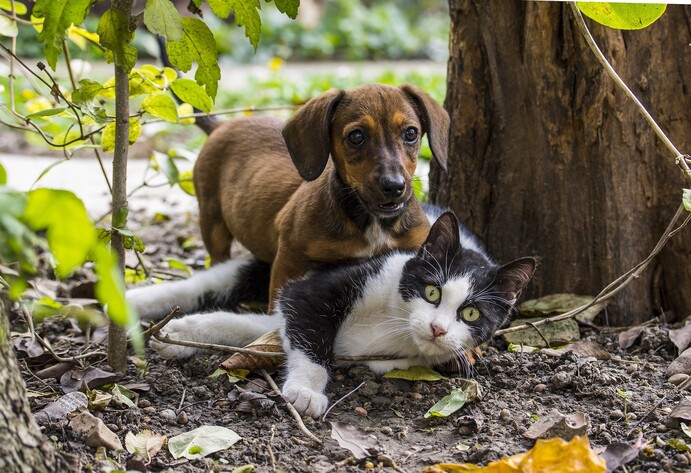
[282,88,345,181]
[400,84,449,173]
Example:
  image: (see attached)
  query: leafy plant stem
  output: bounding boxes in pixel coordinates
[106,0,134,375]
[62,38,113,194]
[569,2,691,183]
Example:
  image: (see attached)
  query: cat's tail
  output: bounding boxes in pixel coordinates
[126,256,270,320]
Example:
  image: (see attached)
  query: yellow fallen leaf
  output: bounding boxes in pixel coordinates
[422,436,606,473]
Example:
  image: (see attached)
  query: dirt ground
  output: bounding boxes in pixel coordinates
[13,211,691,472]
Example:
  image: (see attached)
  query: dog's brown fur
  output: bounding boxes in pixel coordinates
[193,83,449,305]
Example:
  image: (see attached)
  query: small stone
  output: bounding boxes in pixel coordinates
[676,453,690,465]
[669,373,690,386]
[627,412,638,420]
[551,371,571,390]
[499,409,511,422]
[656,424,668,433]
[534,384,547,393]
[159,408,176,423]
[364,461,374,469]
[138,399,151,408]
[410,392,423,401]
[176,411,189,425]
[333,374,345,382]
[106,423,119,432]
[142,416,151,424]
[355,407,368,417]
[380,426,393,436]
[609,409,624,420]
[142,406,156,415]
[626,363,639,373]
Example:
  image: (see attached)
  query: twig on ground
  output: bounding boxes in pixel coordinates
[177,387,187,411]
[676,376,691,392]
[260,369,322,445]
[627,395,667,437]
[526,321,552,348]
[141,306,180,341]
[153,334,286,358]
[268,425,277,472]
[322,382,365,422]
[323,457,356,473]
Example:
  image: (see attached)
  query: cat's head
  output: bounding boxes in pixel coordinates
[399,212,537,365]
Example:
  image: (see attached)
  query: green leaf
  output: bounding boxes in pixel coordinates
[0,15,18,38]
[577,2,666,30]
[168,426,241,459]
[208,0,233,18]
[167,258,191,275]
[273,0,299,19]
[0,0,28,15]
[0,161,6,185]
[683,189,691,212]
[93,243,137,329]
[72,79,104,105]
[101,118,142,152]
[25,107,68,120]
[97,7,138,72]
[166,18,220,99]
[424,388,467,419]
[143,0,182,41]
[111,383,137,408]
[384,366,447,381]
[142,93,179,122]
[178,170,195,196]
[152,151,180,185]
[508,343,540,353]
[170,78,212,113]
[228,0,261,49]
[33,0,93,70]
[24,189,95,278]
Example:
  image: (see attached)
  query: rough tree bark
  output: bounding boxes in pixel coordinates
[432,1,690,325]
[0,296,60,473]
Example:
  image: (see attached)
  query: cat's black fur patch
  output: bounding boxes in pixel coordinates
[196,259,271,312]
[281,254,389,367]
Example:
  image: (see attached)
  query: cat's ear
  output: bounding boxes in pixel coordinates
[418,212,461,263]
[494,257,538,304]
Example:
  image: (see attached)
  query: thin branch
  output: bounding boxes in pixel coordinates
[140,104,299,126]
[141,306,180,340]
[497,204,690,337]
[568,2,691,183]
[322,381,365,422]
[260,369,322,445]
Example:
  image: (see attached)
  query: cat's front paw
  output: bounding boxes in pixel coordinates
[365,359,413,374]
[149,320,199,359]
[282,382,329,418]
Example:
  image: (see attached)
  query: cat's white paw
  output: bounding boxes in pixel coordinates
[365,359,414,374]
[149,320,199,359]
[282,382,329,418]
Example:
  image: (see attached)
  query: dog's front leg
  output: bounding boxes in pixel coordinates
[268,246,308,311]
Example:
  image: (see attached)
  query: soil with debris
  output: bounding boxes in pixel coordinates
[12,211,691,472]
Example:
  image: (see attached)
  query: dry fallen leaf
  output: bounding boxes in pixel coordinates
[34,391,88,424]
[669,322,691,353]
[125,430,166,462]
[618,325,646,350]
[219,330,284,373]
[524,410,591,440]
[330,422,380,460]
[600,442,639,472]
[541,340,611,360]
[422,436,606,473]
[168,425,241,460]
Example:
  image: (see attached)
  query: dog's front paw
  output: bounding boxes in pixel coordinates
[149,320,199,359]
[282,382,329,419]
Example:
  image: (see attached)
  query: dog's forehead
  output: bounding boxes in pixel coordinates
[335,85,419,124]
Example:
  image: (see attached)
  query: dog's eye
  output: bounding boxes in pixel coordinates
[348,130,364,146]
[403,127,418,144]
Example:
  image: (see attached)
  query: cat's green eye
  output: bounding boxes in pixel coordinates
[423,285,441,303]
[461,306,481,322]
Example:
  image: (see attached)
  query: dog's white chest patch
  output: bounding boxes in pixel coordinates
[358,221,393,257]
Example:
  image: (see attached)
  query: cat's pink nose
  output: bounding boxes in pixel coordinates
[430,323,447,338]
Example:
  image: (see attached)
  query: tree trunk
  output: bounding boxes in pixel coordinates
[0,296,60,472]
[433,1,691,325]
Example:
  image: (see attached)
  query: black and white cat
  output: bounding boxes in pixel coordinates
[127,211,536,418]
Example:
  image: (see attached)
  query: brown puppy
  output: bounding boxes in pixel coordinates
[193,83,449,305]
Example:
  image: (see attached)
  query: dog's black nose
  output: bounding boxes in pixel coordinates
[380,176,405,198]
